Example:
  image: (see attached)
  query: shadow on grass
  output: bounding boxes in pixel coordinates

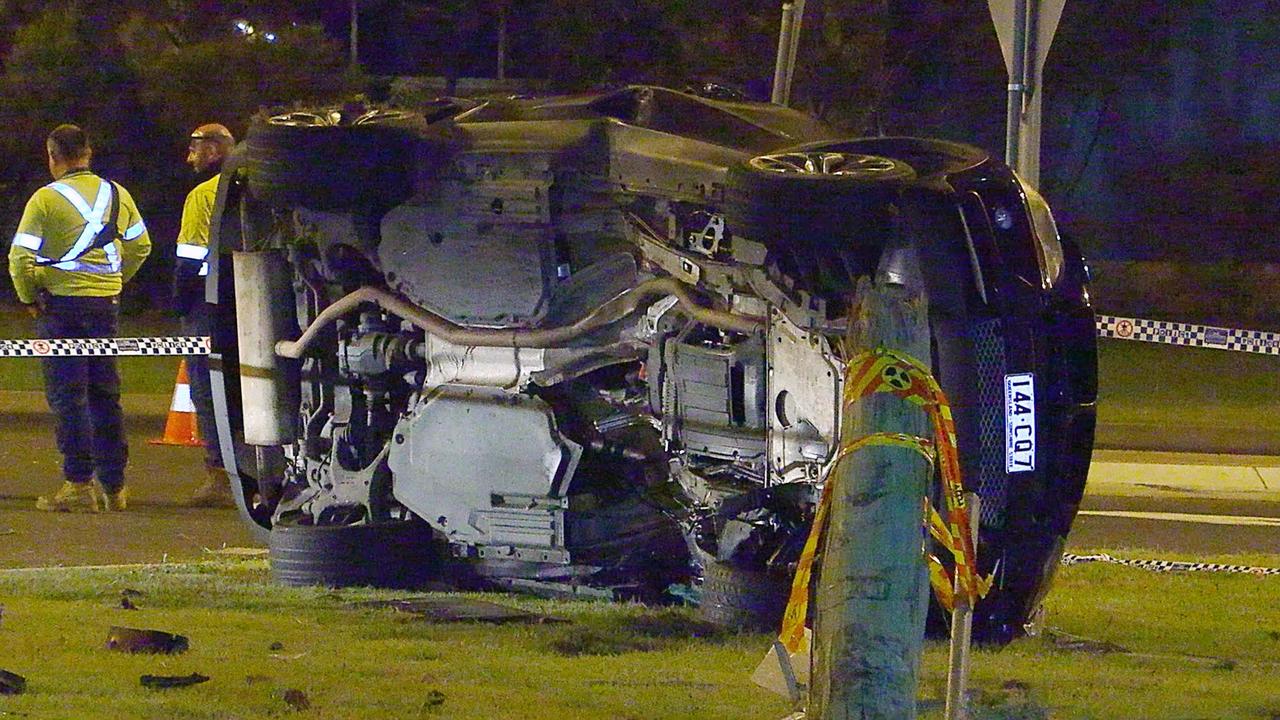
[547,608,734,656]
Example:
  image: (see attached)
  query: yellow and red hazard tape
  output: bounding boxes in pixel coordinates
[777,347,992,655]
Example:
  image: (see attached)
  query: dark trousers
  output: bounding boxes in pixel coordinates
[36,294,128,492]
[181,304,222,469]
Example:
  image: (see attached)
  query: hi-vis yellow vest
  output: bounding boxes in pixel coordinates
[8,169,151,303]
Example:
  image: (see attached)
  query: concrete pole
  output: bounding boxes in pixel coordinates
[810,246,932,720]
[771,4,796,105]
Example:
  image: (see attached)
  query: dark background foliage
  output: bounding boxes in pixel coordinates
[1,0,1277,320]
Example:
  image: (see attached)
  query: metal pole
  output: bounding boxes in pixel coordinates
[1018,0,1043,188]
[496,4,508,81]
[349,0,359,68]
[1003,0,1027,169]
[782,0,807,106]
[771,3,796,105]
[944,494,982,720]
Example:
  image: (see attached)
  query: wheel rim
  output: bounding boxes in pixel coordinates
[748,152,902,178]
[268,111,341,127]
[268,109,416,127]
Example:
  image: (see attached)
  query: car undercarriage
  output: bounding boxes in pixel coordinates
[206,85,1096,644]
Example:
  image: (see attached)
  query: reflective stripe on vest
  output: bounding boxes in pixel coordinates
[48,181,110,259]
[13,232,43,251]
[123,221,146,241]
[175,243,208,260]
[40,180,117,271]
[176,242,210,277]
[39,242,121,273]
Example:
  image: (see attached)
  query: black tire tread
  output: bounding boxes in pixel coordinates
[268,520,441,589]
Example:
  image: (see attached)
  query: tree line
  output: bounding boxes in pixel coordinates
[1,0,1257,311]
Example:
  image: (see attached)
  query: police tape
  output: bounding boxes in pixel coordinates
[1062,552,1280,576]
[0,314,1276,358]
[0,336,209,357]
[1097,314,1280,355]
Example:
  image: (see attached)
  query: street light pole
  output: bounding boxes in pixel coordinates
[497,4,508,81]
[349,0,359,68]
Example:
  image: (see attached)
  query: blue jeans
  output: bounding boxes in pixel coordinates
[36,294,127,493]
[182,304,222,470]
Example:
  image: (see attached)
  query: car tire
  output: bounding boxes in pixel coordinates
[783,137,988,182]
[268,518,443,589]
[722,150,915,248]
[696,552,792,633]
[242,108,425,212]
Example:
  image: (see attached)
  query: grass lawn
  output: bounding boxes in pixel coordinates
[0,552,1277,719]
[1097,338,1280,437]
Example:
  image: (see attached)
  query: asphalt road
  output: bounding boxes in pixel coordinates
[0,393,257,569]
[0,392,1276,569]
[1074,494,1280,555]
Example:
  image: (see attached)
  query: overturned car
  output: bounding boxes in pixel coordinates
[206,85,1096,643]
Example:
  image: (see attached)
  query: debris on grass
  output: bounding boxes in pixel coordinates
[0,669,26,695]
[269,641,285,651]
[105,626,189,654]
[423,689,446,714]
[1044,629,1127,654]
[282,688,311,711]
[140,673,210,690]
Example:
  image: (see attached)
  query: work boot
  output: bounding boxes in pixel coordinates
[185,467,235,508]
[35,480,103,513]
[101,485,129,512]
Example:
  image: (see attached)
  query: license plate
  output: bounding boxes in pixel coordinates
[1004,373,1036,473]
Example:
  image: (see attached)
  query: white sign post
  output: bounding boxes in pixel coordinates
[988,0,1066,189]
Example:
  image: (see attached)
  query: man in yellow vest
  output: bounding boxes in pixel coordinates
[8,124,152,511]
[175,123,235,507]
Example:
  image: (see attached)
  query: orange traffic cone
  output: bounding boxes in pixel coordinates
[149,359,203,447]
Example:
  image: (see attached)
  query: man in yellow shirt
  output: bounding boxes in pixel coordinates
[174,123,235,507]
[8,124,152,511]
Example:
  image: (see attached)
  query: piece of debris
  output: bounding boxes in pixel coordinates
[203,546,269,557]
[120,595,137,611]
[105,626,189,654]
[1046,629,1127,655]
[351,597,565,624]
[282,688,310,711]
[140,673,210,690]
[423,689,445,713]
[121,588,145,598]
[269,641,285,651]
[0,669,26,695]
[269,652,308,661]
